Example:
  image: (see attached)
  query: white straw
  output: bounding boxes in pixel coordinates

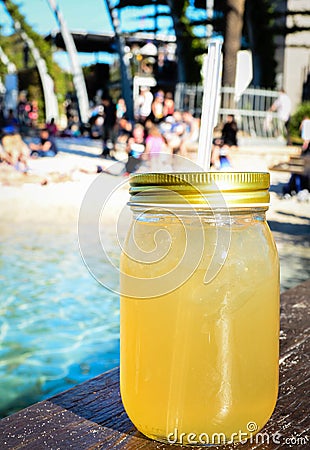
[197,40,223,171]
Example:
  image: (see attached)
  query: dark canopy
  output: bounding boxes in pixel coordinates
[47,32,116,53]
[46,31,175,54]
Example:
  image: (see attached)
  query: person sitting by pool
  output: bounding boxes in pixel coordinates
[0,127,30,172]
[29,129,58,158]
[46,117,58,137]
[210,137,233,170]
[125,123,146,174]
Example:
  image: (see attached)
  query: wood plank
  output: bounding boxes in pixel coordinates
[0,281,309,449]
[269,165,305,174]
[270,154,310,176]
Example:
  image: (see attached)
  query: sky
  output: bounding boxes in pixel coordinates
[0,1,208,72]
[0,0,117,71]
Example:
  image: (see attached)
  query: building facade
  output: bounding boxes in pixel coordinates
[275,0,310,112]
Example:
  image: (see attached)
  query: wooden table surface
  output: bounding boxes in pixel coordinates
[0,281,309,449]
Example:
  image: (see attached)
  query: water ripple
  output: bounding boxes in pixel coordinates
[0,223,119,418]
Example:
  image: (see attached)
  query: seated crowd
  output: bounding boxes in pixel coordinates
[88,88,238,173]
[88,89,203,173]
[0,126,58,172]
[0,89,239,178]
[114,109,202,174]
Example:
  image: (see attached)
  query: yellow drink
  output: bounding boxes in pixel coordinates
[120,173,279,445]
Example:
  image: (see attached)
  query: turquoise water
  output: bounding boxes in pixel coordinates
[0,222,119,418]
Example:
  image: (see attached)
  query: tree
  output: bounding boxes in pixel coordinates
[220,0,246,86]
[1,0,70,120]
[244,0,276,88]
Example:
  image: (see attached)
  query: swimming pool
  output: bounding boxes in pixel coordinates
[0,221,120,418]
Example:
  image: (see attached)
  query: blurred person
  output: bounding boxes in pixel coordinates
[113,117,133,154]
[17,92,30,129]
[270,89,292,145]
[165,111,186,154]
[69,122,81,137]
[221,114,238,148]
[89,104,103,121]
[144,124,171,171]
[145,123,166,155]
[28,100,39,128]
[135,87,153,123]
[163,92,175,117]
[62,114,81,137]
[125,123,146,174]
[171,111,186,134]
[180,112,200,158]
[5,109,19,132]
[210,114,238,170]
[159,115,177,153]
[211,138,233,170]
[46,117,58,137]
[143,118,154,136]
[150,90,165,123]
[29,128,58,158]
[159,114,173,135]
[90,114,104,139]
[300,116,310,153]
[116,97,127,120]
[0,129,30,171]
[116,117,133,139]
[101,97,116,158]
[281,115,310,198]
[282,165,310,198]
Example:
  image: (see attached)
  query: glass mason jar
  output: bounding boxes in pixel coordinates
[120,172,279,446]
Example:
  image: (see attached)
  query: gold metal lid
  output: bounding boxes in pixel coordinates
[129,172,270,208]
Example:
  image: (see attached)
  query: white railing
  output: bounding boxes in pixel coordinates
[175,84,285,139]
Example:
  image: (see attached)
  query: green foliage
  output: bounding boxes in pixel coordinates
[3,0,53,70]
[0,55,7,81]
[0,34,19,78]
[290,102,310,139]
[1,0,70,121]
